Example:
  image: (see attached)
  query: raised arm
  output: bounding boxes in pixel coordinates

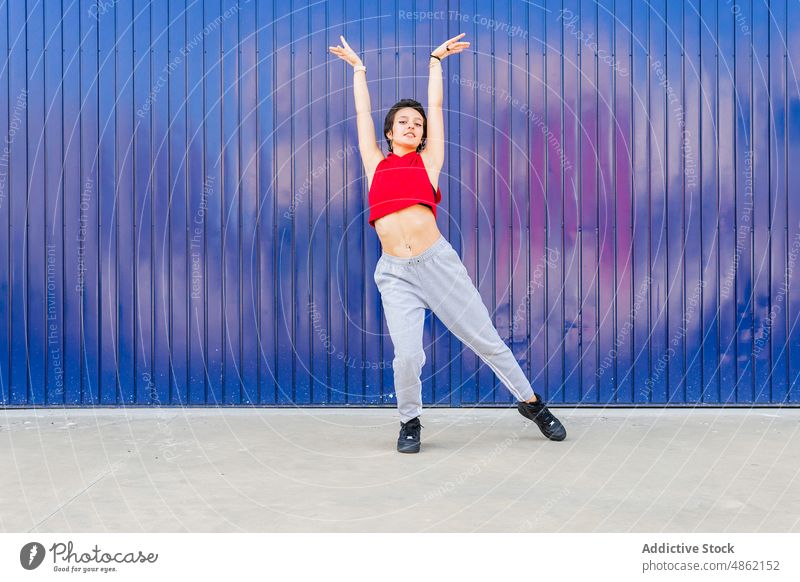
[423,33,469,173]
[329,35,383,180]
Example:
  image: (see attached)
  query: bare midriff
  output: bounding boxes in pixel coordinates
[374,203,442,258]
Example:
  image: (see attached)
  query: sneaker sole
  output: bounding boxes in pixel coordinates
[397,442,421,453]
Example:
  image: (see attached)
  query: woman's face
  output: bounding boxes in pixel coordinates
[388,107,424,151]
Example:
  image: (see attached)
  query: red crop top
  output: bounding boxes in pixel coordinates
[367,151,442,228]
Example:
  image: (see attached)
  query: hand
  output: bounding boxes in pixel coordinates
[431,32,470,60]
[329,35,363,68]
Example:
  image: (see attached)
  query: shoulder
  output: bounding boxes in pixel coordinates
[365,149,387,171]
[418,150,443,172]
[365,151,388,187]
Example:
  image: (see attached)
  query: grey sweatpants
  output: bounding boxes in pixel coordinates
[373,234,536,422]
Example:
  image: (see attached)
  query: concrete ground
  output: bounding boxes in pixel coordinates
[1,407,798,533]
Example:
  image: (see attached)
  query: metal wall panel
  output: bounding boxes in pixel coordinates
[1,0,798,407]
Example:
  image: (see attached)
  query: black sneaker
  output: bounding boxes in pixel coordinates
[397,417,422,453]
[517,393,566,441]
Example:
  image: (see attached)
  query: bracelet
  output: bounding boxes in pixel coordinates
[430,53,441,61]
[353,64,366,73]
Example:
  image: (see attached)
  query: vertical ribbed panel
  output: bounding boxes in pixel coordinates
[0,0,798,406]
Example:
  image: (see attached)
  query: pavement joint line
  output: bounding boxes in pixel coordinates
[28,464,122,533]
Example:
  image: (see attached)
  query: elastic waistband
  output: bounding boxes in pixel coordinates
[379,234,450,266]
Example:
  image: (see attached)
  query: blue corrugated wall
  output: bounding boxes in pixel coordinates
[1,0,799,407]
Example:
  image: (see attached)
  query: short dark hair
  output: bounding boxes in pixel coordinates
[383,99,427,153]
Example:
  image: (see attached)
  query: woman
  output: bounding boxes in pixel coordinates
[329,33,566,453]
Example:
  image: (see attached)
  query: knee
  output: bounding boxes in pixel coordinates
[484,341,509,357]
[393,350,426,371]
[464,332,507,358]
